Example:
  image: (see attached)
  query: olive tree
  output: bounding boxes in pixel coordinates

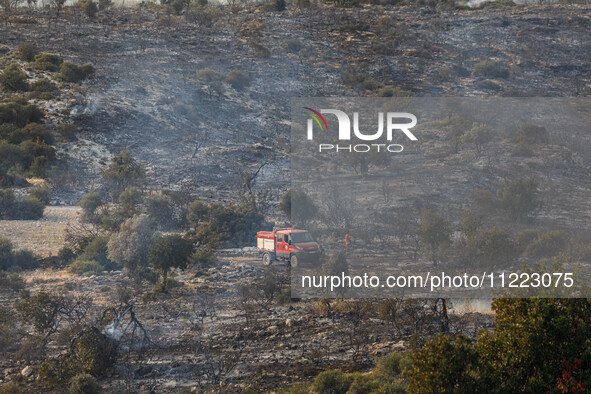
[107,215,154,275]
[148,234,193,291]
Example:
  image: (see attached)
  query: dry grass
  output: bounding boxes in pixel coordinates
[0,206,81,257]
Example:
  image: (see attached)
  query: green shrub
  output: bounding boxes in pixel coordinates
[17,43,39,62]
[193,203,269,248]
[78,235,116,270]
[79,192,104,223]
[0,190,45,220]
[146,196,176,229]
[10,197,45,220]
[30,186,51,204]
[342,71,382,91]
[497,175,538,221]
[29,78,58,99]
[473,60,510,79]
[39,354,81,388]
[102,150,145,200]
[68,259,103,275]
[0,63,29,92]
[377,86,412,97]
[524,230,568,258]
[98,0,112,10]
[60,62,94,83]
[69,373,101,394]
[190,248,217,268]
[0,97,44,127]
[71,326,117,375]
[57,123,79,141]
[10,122,54,145]
[225,70,251,91]
[83,0,98,18]
[117,186,142,219]
[406,334,479,393]
[462,227,519,269]
[33,53,63,72]
[196,68,222,82]
[0,272,25,290]
[311,369,354,393]
[13,249,38,270]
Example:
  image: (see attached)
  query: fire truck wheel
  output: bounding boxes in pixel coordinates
[290,254,298,268]
[262,253,271,265]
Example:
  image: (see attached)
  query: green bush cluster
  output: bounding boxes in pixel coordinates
[0,237,37,271]
[102,150,145,200]
[68,235,118,275]
[0,97,44,127]
[0,271,26,290]
[300,298,591,393]
[292,353,408,393]
[0,63,29,92]
[0,98,54,183]
[39,327,116,388]
[189,201,270,248]
[29,78,59,99]
[514,123,548,155]
[17,43,39,62]
[473,60,510,79]
[68,373,101,394]
[342,71,382,92]
[0,189,46,220]
[459,226,519,269]
[473,175,539,221]
[522,230,568,258]
[33,53,63,72]
[60,62,95,83]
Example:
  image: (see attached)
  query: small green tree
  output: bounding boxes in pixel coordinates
[462,227,519,269]
[497,175,539,221]
[102,151,145,201]
[148,234,193,291]
[417,210,451,266]
[117,186,142,219]
[187,199,208,230]
[406,334,480,394]
[107,215,154,274]
[17,43,39,62]
[79,192,104,223]
[17,292,64,337]
[477,298,591,392]
[462,123,492,156]
[146,195,176,230]
[279,188,317,225]
[0,63,29,92]
[82,0,97,18]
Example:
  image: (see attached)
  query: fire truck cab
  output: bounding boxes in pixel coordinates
[256,228,321,267]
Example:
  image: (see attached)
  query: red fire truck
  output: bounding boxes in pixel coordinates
[256,228,321,267]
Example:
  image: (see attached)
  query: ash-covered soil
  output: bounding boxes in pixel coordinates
[0,252,493,392]
[1,3,589,203]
